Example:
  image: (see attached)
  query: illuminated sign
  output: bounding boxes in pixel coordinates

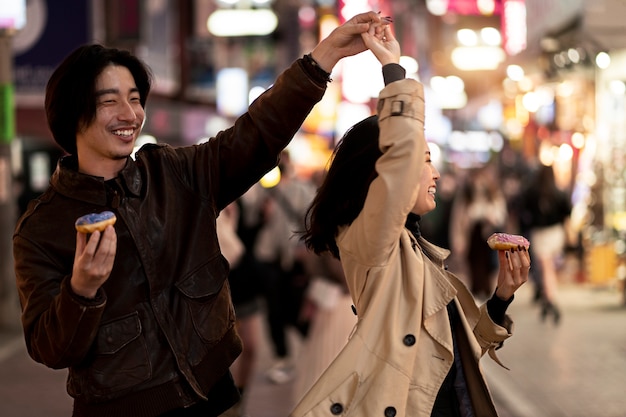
[502,0,527,56]
[0,0,26,30]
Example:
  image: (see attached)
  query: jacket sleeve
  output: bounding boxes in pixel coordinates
[339,79,426,265]
[168,58,328,212]
[14,234,106,369]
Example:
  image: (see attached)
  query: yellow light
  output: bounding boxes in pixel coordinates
[260,166,281,188]
[571,132,585,149]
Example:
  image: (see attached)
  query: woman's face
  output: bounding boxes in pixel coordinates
[411,144,440,215]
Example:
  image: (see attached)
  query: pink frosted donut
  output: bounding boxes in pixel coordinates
[487,233,530,251]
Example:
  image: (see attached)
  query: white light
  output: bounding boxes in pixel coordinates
[249,86,266,105]
[522,92,540,113]
[446,76,464,94]
[207,9,278,37]
[0,0,26,30]
[426,0,449,16]
[506,64,524,81]
[558,143,574,162]
[429,76,467,109]
[457,29,478,46]
[609,80,626,96]
[502,0,527,55]
[451,46,505,70]
[567,48,580,64]
[340,0,370,22]
[480,27,501,46]
[430,76,447,93]
[596,52,611,69]
[342,52,382,103]
[400,56,419,75]
[477,0,496,15]
[216,68,248,117]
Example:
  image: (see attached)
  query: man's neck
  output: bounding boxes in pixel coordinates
[77,156,126,180]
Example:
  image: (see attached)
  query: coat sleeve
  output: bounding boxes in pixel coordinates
[167,59,328,212]
[474,303,513,369]
[14,234,106,369]
[339,79,426,266]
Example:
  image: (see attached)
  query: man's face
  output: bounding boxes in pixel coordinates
[76,64,145,166]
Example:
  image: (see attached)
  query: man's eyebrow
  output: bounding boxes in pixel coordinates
[95,87,139,97]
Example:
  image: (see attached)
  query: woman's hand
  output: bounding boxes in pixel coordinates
[495,248,530,300]
[311,11,391,73]
[362,20,400,66]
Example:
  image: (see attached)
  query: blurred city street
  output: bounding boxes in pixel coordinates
[1,275,624,417]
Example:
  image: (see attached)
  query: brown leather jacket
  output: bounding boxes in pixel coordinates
[13,58,327,417]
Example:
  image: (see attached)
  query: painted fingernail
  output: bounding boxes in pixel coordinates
[506,251,513,270]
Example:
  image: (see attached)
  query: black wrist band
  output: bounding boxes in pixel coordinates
[304,53,332,83]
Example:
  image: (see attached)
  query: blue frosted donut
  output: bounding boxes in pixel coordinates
[75,211,117,233]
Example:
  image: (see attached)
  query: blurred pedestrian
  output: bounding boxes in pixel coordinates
[12,11,389,417]
[292,22,530,417]
[216,198,263,417]
[291,171,357,404]
[520,164,572,324]
[254,151,316,384]
[450,165,508,299]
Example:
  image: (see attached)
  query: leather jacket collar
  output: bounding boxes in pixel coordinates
[51,155,143,205]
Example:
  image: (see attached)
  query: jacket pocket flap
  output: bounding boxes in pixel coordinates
[175,255,229,298]
[96,312,142,355]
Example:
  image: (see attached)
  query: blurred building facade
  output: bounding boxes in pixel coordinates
[3,0,626,327]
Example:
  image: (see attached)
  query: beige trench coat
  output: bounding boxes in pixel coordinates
[290,79,513,417]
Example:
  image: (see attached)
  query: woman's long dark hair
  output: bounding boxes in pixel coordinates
[302,115,382,258]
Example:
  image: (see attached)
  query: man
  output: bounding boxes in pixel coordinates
[13,11,389,417]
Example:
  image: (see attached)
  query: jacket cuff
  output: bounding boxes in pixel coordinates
[382,63,406,85]
[63,277,107,308]
[486,291,514,325]
[475,303,513,369]
[299,55,332,87]
[376,79,424,123]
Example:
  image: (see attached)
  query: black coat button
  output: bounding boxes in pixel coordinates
[403,334,416,346]
[351,305,357,316]
[330,403,343,415]
[384,406,397,417]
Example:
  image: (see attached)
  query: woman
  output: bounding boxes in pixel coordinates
[290,21,530,417]
[520,163,571,324]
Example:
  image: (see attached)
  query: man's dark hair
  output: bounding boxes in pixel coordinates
[44,44,153,155]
